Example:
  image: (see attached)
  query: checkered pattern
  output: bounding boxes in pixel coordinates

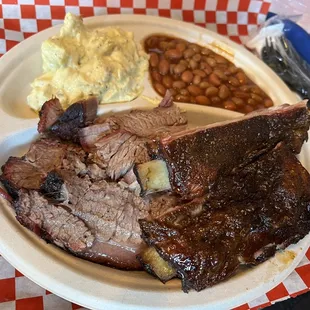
[2,0,310,309]
[0,249,310,310]
[0,0,272,57]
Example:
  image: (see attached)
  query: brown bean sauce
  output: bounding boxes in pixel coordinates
[144,35,274,114]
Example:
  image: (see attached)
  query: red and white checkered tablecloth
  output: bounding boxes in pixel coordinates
[1,1,310,310]
[0,250,310,310]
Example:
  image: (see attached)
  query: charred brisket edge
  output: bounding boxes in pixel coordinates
[40,171,65,202]
[0,176,19,200]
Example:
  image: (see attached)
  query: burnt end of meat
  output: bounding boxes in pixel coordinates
[50,97,98,142]
[139,145,310,292]
[158,102,310,199]
[40,171,64,201]
[38,98,64,133]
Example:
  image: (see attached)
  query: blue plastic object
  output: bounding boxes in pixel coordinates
[267,12,310,65]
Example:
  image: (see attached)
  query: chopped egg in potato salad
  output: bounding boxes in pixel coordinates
[27,13,149,111]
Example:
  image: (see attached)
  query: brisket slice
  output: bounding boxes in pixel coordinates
[15,168,177,269]
[1,138,67,198]
[49,97,98,142]
[156,101,310,199]
[79,101,187,180]
[139,145,310,292]
[15,190,94,253]
[92,132,150,180]
[37,98,64,133]
[102,105,188,138]
[0,138,101,200]
[25,138,67,171]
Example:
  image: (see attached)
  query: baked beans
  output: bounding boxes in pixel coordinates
[144,35,274,113]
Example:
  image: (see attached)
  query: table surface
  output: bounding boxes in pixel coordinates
[1,1,310,309]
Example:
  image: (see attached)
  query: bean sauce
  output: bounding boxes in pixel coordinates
[144,35,274,113]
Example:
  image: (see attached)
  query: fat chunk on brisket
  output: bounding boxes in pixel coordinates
[14,169,176,269]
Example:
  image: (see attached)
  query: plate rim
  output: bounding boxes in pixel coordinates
[0,14,307,310]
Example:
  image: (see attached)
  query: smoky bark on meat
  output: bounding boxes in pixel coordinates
[49,97,98,142]
[139,144,310,292]
[139,101,310,199]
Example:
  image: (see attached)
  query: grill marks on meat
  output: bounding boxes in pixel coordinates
[16,190,94,253]
[38,98,64,133]
[139,145,310,292]
[49,97,98,142]
[156,102,310,199]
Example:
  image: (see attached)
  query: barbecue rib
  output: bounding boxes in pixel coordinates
[139,144,310,292]
[136,101,310,198]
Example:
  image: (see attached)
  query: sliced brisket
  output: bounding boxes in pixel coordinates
[15,190,94,253]
[14,171,174,269]
[25,138,67,171]
[155,101,310,199]
[0,138,99,200]
[81,101,187,180]
[1,157,46,192]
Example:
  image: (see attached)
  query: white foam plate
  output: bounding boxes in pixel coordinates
[0,15,309,310]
